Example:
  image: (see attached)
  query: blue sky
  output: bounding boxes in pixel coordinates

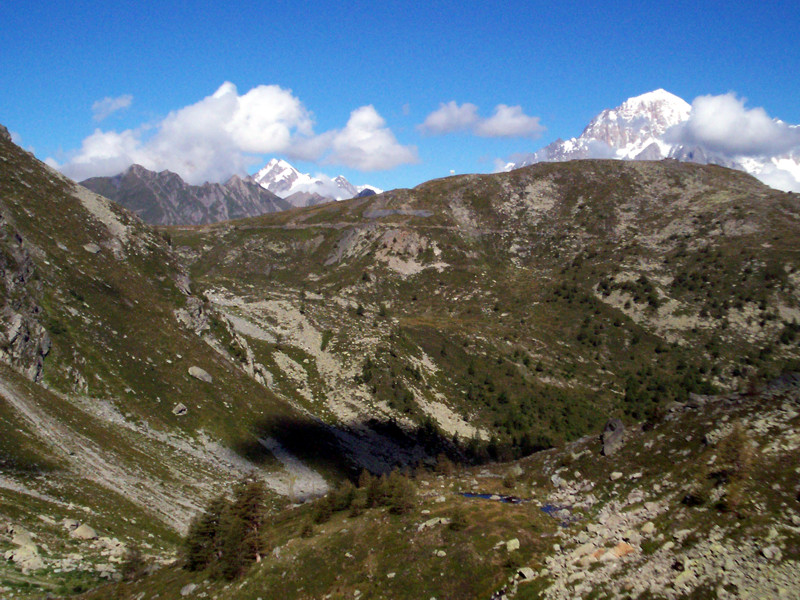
[2,0,799,190]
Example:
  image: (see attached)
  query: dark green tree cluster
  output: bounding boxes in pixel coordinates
[183,475,269,580]
[310,469,417,528]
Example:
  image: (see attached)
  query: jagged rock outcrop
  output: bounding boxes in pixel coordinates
[80,165,292,226]
[0,215,50,381]
[601,419,625,456]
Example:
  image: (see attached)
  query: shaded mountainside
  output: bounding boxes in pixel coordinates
[81,165,291,226]
[2,124,800,598]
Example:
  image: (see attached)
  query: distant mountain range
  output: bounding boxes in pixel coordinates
[503,89,800,190]
[81,161,381,226]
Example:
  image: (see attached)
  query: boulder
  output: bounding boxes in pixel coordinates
[180,583,197,596]
[172,403,188,416]
[600,542,635,561]
[610,471,623,481]
[83,243,101,254]
[517,566,536,580]
[70,523,98,540]
[4,546,44,572]
[417,517,450,532]
[11,529,36,550]
[188,366,213,383]
[602,418,625,456]
[62,518,80,531]
[506,538,520,552]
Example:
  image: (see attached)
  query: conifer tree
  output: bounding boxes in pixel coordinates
[184,494,229,571]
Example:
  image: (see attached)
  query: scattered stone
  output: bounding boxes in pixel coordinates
[172,403,188,416]
[608,541,635,559]
[181,583,197,596]
[188,366,213,383]
[434,549,447,557]
[387,572,396,579]
[62,518,80,531]
[417,517,450,532]
[570,542,597,561]
[4,546,45,572]
[83,243,101,254]
[641,522,656,535]
[610,472,623,481]
[517,567,536,580]
[70,523,98,540]
[602,418,625,456]
[762,545,783,562]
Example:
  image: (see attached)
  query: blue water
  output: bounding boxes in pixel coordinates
[540,503,578,527]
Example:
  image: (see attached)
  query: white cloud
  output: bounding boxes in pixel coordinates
[418,101,479,134]
[326,105,418,171]
[475,104,545,138]
[667,93,800,157]
[419,102,544,139]
[92,94,133,121]
[56,83,415,183]
[755,162,800,193]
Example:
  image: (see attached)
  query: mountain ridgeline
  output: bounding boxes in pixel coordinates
[81,159,382,226]
[80,164,291,226]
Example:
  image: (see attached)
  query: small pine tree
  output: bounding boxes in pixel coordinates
[386,470,416,515]
[184,494,229,571]
[449,506,468,531]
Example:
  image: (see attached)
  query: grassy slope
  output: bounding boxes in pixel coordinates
[171,159,800,453]
[84,378,800,600]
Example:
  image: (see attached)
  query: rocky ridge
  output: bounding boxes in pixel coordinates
[80,164,291,226]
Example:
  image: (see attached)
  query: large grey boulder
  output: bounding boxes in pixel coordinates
[601,418,625,456]
[188,366,213,383]
[70,523,98,540]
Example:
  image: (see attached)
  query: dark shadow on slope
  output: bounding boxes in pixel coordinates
[233,414,555,483]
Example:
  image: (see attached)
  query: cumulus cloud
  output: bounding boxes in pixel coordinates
[419,102,544,139]
[667,93,800,157]
[475,104,545,138]
[92,94,133,121]
[326,105,418,171]
[55,83,415,183]
[754,162,800,193]
[418,101,479,134]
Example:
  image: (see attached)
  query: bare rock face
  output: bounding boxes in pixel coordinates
[0,125,10,143]
[602,419,626,456]
[0,217,51,382]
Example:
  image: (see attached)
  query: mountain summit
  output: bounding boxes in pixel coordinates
[504,89,800,191]
[253,158,381,206]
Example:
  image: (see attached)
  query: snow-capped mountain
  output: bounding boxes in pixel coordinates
[253,159,382,206]
[508,90,691,168]
[504,89,800,192]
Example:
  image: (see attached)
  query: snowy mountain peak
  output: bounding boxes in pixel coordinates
[579,90,691,158]
[503,89,800,193]
[252,159,382,205]
[622,89,691,111]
